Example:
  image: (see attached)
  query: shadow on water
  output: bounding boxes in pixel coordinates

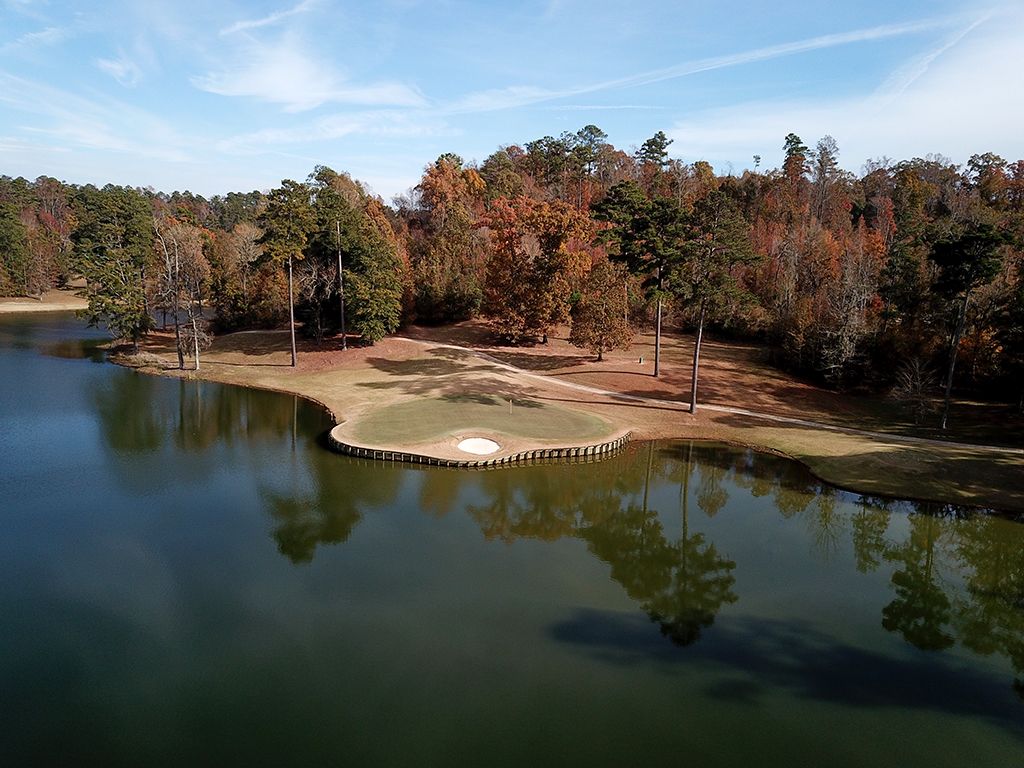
[548,609,1023,734]
[42,337,107,362]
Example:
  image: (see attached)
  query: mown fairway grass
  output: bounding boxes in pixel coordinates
[352,394,610,444]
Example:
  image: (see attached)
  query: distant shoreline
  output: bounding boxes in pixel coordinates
[0,290,87,314]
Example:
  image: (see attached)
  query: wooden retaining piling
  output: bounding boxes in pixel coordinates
[326,429,631,470]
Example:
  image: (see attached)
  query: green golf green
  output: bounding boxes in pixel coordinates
[351,393,612,445]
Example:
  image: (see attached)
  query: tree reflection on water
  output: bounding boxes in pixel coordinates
[86,373,1024,698]
[267,439,1024,697]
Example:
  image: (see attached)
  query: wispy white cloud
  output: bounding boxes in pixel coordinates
[0,135,70,154]
[590,15,963,93]
[543,104,664,111]
[448,85,557,113]
[192,36,424,112]
[0,72,191,162]
[96,52,143,87]
[447,13,966,114]
[873,12,990,101]
[665,10,1024,170]
[220,0,318,36]
[218,110,452,153]
[1,25,69,53]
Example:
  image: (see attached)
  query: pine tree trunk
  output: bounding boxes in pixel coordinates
[174,314,184,369]
[337,220,347,350]
[654,296,662,377]
[173,235,183,369]
[940,292,969,431]
[690,300,706,414]
[192,313,200,371]
[288,255,297,368]
[141,265,148,320]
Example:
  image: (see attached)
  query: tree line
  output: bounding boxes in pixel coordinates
[2,125,1022,412]
[0,167,408,369]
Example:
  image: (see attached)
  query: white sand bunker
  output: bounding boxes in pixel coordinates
[457,437,500,455]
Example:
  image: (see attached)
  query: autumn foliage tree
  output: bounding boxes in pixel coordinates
[483,196,590,342]
[154,213,213,369]
[0,175,76,297]
[569,259,633,360]
[4,127,1024,426]
[407,154,486,323]
[208,221,285,332]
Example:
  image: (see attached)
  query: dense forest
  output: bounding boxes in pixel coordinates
[2,126,1022,412]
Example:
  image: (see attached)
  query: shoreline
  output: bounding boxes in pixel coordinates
[0,290,88,314]
[116,355,1024,516]
[109,327,1024,514]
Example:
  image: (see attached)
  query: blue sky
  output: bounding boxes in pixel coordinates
[2,0,1022,201]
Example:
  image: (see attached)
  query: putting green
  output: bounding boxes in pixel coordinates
[352,394,611,445]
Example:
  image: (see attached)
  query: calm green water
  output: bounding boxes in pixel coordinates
[1,314,1022,767]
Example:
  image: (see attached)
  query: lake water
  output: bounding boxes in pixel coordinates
[1,314,1022,767]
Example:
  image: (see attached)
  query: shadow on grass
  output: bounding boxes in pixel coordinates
[358,346,540,400]
[485,349,589,371]
[362,354,478,378]
[358,367,542,402]
[554,369,655,380]
[536,393,688,413]
[440,392,545,408]
[202,331,296,367]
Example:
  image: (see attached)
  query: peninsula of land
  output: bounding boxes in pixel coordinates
[113,317,1024,514]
